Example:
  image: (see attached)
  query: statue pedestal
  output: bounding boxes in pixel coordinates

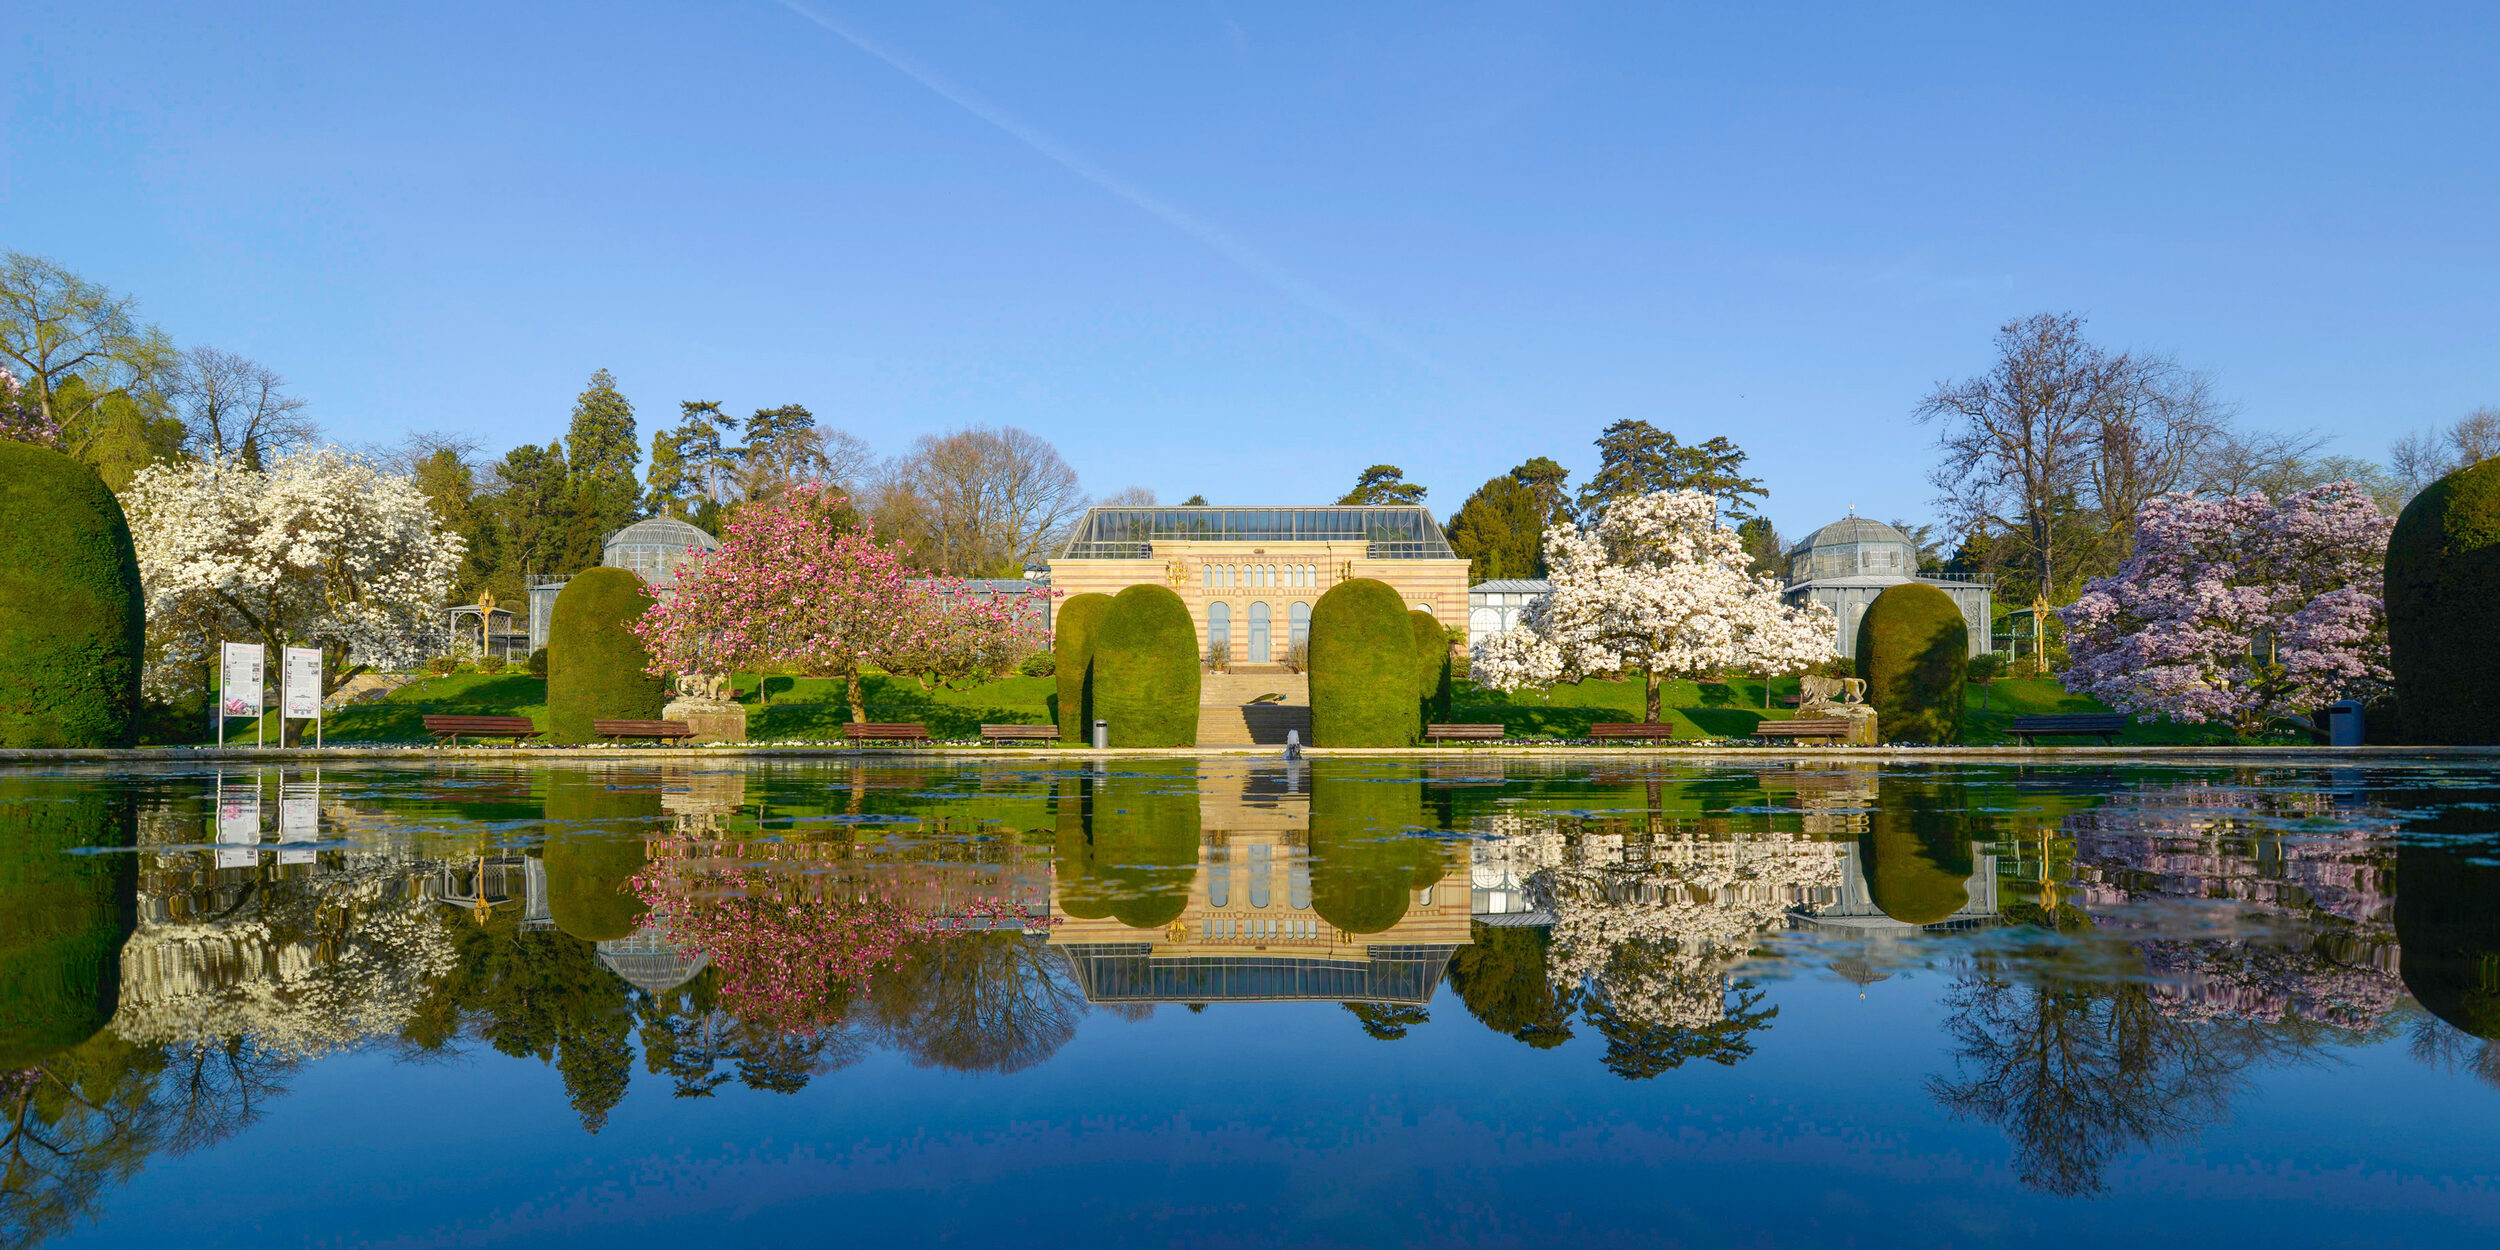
[1800,701,1880,745]
[664,698,747,743]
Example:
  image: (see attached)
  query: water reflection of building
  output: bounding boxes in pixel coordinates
[434,856,553,929]
[1051,762,1470,1006]
[1792,840,2002,934]
[596,927,711,995]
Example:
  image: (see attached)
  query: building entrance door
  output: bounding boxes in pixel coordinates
[1248,602,1271,663]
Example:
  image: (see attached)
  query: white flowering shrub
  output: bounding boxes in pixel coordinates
[1473,490,1834,719]
[123,448,464,697]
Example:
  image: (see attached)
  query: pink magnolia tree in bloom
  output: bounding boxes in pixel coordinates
[633,487,1041,722]
[2058,481,2394,734]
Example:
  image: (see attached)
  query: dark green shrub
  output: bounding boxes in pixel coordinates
[1019,650,1056,678]
[2397,843,2500,1038]
[1409,610,1453,725]
[1859,779,1973,926]
[1053,763,1199,928]
[426,655,457,675]
[527,647,550,679]
[1309,764,1445,934]
[547,567,668,744]
[1309,579,1419,747]
[542,772,658,942]
[0,441,144,747]
[1855,582,1968,745]
[1053,593,1114,743]
[0,779,136,1067]
[1091,586,1198,747]
[477,654,508,674]
[2387,458,2500,744]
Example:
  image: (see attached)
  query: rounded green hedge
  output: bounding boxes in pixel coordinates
[1309,765,1445,934]
[2387,458,2500,744]
[1053,592,1115,743]
[0,441,145,748]
[1054,763,1199,929]
[1855,582,1968,745]
[2397,844,2500,1038]
[542,772,660,942]
[1409,610,1452,726]
[547,567,669,745]
[0,779,137,1068]
[1310,579,1419,747]
[1091,585,1199,748]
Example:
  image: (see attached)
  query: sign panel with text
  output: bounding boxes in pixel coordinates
[220,642,264,719]
[283,647,322,721]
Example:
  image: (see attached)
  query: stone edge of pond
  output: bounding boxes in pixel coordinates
[3,745,2498,766]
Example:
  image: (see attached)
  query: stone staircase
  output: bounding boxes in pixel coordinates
[1197,668,1312,746]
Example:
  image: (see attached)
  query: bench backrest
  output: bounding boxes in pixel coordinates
[846,722,929,734]
[423,716,537,730]
[980,724,1057,735]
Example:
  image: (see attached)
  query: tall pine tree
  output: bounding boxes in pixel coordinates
[1577,420,1765,520]
[559,369,640,569]
[1446,474,1545,581]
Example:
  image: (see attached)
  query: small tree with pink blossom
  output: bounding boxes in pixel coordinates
[880,583,1050,690]
[635,488,1045,723]
[2059,481,2394,735]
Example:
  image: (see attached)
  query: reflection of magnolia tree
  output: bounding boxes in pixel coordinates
[1928,960,2297,1198]
[867,932,1086,1075]
[636,974,867,1099]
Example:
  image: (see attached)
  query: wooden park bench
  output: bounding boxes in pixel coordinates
[1589,722,1679,743]
[421,715,543,746]
[843,722,932,745]
[1423,723,1506,744]
[1754,718,1856,743]
[2008,714,2126,746]
[594,719,695,742]
[980,723,1059,744]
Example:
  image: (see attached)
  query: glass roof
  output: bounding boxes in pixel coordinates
[1056,506,1457,559]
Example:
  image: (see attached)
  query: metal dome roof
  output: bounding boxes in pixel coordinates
[1791,515,1913,553]
[602,516,719,551]
[595,928,710,995]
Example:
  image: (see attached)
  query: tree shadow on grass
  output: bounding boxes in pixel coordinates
[1684,709,1769,738]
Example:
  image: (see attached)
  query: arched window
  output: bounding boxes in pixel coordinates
[1290,601,1311,646]
[1248,601,1272,662]
[1206,845,1230,908]
[1414,602,1434,616]
[1208,601,1231,650]
[1201,565,1213,589]
[1247,842,1271,909]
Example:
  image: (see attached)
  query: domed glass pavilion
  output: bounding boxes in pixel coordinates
[1782,514,1992,659]
[521,517,722,650]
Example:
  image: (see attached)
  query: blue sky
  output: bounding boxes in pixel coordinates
[7,2,2495,540]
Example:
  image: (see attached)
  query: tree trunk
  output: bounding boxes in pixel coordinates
[1645,666,1662,724]
[846,671,866,724]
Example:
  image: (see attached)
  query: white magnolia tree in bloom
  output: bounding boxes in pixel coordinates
[1473,489,1836,723]
[124,447,464,697]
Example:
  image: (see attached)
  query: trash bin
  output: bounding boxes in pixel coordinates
[2325,699,2365,747]
[1091,719,1109,750]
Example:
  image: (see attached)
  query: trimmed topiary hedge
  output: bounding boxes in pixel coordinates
[1091,585,1198,748]
[547,567,669,745]
[0,441,145,747]
[1409,610,1452,727]
[542,771,659,942]
[1859,779,1973,926]
[1310,579,1419,747]
[1309,764,1446,934]
[2387,458,2500,744]
[1053,763,1200,929]
[0,779,137,1068]
[1053,593,1115,743]
[1855,582,1968,745]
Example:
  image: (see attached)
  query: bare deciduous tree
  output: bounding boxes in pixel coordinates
[1096,485,1157,506]
[0,251,176,454]
[170,345,316,461]
[2391,406,2500,501]
[881,425,1086,575]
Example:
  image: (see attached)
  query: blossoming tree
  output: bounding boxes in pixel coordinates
[634,488,1040,722]
[1472,489,1835,723]
[2058,481,2394,734]
[123,448,464,698]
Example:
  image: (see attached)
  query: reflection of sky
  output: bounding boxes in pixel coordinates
[56,975,2500,1248]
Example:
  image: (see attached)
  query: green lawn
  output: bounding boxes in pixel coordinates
[176,665,2291,747]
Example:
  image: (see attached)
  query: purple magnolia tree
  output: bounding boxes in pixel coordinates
[2059,481,2394,734]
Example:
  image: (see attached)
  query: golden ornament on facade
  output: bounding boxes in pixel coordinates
[1166,558,1190,587]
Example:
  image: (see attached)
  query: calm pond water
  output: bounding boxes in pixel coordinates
[3,756,2498,1247]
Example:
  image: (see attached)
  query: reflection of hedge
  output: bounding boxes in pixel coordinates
[0,779,137,1068]
[1409,610,1452,726]
[1092,586,1199,747]
[2397,845,2500,1038]
[1860,780,1973,925]
[1309,765,1444,934]
[548,568,668,745]
[2387,459,2500,744]
[542,772,659,942]
[1054,593,1114,743]
[1054,763,1200,928]
[1310,579,1419,747]
[0,441,145,747]
[1856,583,1967,745]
